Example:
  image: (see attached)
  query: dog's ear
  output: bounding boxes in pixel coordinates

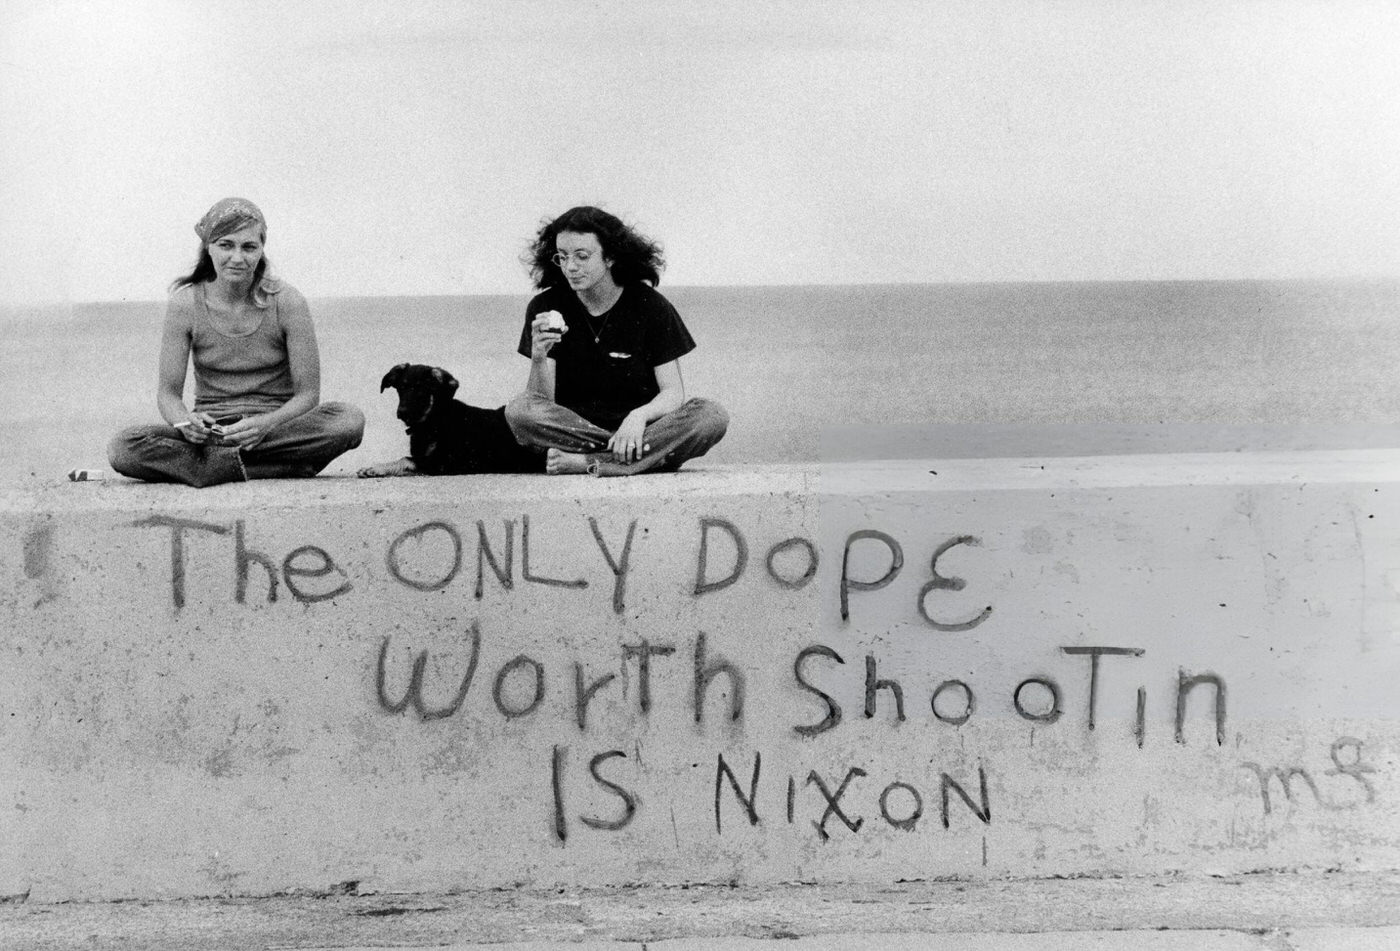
[381,363,410,392]
[431,367,459,398]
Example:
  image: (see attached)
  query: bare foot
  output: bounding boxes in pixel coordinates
[546,448,591,474]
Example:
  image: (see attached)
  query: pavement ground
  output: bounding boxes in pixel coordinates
[2,870,1397,950]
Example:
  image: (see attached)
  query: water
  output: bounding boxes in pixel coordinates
[3,279,1399,486]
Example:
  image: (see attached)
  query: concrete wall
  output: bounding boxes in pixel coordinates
[2,451,1398,902]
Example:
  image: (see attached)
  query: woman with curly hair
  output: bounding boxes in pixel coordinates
[506,206,728,476]
[107,198,364,487]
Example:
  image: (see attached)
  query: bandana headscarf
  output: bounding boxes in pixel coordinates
[192,197,279,305]
[194,197,266,244]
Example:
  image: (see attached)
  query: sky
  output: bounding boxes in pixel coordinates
[1,0,1398,305]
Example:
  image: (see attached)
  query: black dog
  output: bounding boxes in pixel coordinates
[357,363,542,477]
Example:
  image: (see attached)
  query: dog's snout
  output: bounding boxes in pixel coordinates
[394,387,434,428]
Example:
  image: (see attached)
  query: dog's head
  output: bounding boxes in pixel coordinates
[380,363,459,429]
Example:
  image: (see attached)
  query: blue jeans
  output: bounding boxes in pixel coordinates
[108,402,365,487]
[504,393,728,476]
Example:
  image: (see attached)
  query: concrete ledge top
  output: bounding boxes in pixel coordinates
[818,447,1400,493]
[5,449,1400,513]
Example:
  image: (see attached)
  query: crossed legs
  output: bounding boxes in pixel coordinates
[504,393,728,477]
[108,402,365,487]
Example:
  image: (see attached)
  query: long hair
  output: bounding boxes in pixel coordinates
[170,223,275,307]
[523,206,665,291]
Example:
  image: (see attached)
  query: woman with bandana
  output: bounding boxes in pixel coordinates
[108,198,364,487]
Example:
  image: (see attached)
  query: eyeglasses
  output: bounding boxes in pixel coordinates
[552,250,595,268]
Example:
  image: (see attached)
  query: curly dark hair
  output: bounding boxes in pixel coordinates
[523,206,665,290]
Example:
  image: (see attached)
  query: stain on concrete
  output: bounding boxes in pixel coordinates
[198,851,248,889]
[21,520,62,607]
[204,748,235,779]
[22,523,52,579]
[1021,526,1054,555]
[353,904,448,917]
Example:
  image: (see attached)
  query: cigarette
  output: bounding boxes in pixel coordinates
[174,421,194,429]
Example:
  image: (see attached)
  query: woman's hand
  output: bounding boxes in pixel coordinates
[216,414,276,450]
[530,311,566,359]
[176,411,218,444]
[608,411,649,463]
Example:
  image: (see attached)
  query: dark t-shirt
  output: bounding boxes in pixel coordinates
[517,284,696,431]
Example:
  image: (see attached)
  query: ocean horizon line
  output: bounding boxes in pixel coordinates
[3,273,1399,313]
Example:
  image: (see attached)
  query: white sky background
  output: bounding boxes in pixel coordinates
[1,0,1398,305]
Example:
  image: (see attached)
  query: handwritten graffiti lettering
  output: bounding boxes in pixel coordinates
[236,519,277,603]
[551,745,639,842]
[918,535,993,631]
[766,537,819,590]
[118,506,1385,864]
[793,645,845,737]
[941,767,992,829]
[283,545,353,602]
[712,757,991,841]
[694,518,747,595]
[376,632,751,728]
[520,515,588,590]
[383,519,518,597]
[879,781,923,832]
[840,530,902,622]
[589,517,638,614]
[622,640,676,715]
[371,633,1231,762]
[1176,671,1226,746]
[386,520,461,592]
[693,520,820,595]
[1242,737,1378,814]
[690,521,991,624]
[838,531,993,629]
[493,654,545,719]
[1061,646,1145,731]
[1240,763,1322,815]
[133,514,228,609]
[135,515,351,608]
[1013,678,1062,723]
[715,752,761,833]
[551,745,568,842]
[931,680,974,725]
[130,513,1003,627]
[381,516,637,612]
[809,767,866,840]
[1326,737,1378,804]
[376,625,482,721]
[574,663,617,731]
[792,643,1224,743]
[475,519,513,597]
[579,750,639,831]
[694,632,744,724]
[865,654,907,724]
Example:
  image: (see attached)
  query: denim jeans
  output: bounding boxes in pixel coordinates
[504,393,728,477]
[108,402,365,487]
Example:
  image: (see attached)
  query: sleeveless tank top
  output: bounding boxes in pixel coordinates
[187,282,296,414]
